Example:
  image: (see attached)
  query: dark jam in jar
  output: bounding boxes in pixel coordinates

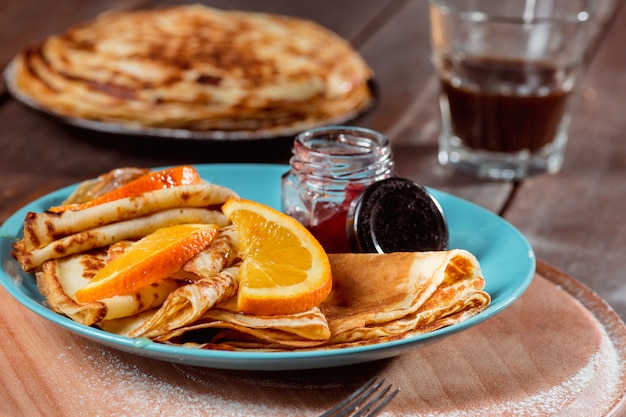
[306,182,365,253]
[281,126,394,253]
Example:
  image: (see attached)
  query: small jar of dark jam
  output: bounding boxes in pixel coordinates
[281,126,394,253]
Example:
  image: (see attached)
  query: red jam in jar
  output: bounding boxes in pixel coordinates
[281,126,394,253]
[306,182,366,253]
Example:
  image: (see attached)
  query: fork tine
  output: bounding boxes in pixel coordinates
[318,376,399,417]
[353,383,400,417]
[318,377,380,417]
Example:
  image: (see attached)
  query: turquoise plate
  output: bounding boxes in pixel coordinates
[0,164,535,370]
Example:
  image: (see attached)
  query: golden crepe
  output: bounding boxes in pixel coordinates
[36,226,240,327]
[12,166,490,352]
[11,5,373,133]
[12,166,239,323]
[37,241,181,326]
[13,183,237,271]
[322,250,490,346]
[97,249,490,350]
[129,229,241,338]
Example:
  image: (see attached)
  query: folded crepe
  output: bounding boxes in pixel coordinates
[322,250,490,346]
[99,249,490,350]
[35,224,242,326]
[13,183,237,271]
[37,241,181,326]
[129,228,241,338]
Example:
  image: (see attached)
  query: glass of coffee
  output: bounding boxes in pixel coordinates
[429,0,595,180]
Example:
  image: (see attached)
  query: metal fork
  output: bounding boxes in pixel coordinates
[319,376,400,417]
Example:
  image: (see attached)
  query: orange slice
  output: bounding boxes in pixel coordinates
[222,198,332,316]
[74,223,219,303]
[50,165,202,212]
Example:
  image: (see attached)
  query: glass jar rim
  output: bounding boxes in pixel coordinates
[295,125,391,154]
[291,126,394,181]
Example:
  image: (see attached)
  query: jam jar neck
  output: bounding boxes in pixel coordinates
[289,126,394,187]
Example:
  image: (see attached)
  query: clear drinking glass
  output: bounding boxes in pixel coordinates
[429,0,595,180]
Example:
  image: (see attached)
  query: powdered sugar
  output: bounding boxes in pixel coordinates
[402,307,624,417]
[54,322,623,417]
[55,346,303,417]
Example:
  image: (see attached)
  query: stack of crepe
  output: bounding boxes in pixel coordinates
[98,249,490,350]
[12,168,490,351]
[12,168,238,325]
[10,5,373,134]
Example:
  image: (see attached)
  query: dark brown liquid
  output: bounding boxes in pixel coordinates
[441,58,572,153]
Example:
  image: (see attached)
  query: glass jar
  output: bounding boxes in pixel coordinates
[281,126,395,253]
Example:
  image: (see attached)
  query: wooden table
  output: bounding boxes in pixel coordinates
[1,1,625,416]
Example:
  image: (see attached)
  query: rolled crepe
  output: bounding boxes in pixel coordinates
[128,228,241,338]
[181,226,239,279]
[37,242,180,326]
[130,264,240,338]
[18,182,237,251]
[14,207,229,271]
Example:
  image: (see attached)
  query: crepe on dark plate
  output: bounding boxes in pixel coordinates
[8,5,374,139]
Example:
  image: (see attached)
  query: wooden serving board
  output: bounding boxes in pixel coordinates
[1,260,625,417]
